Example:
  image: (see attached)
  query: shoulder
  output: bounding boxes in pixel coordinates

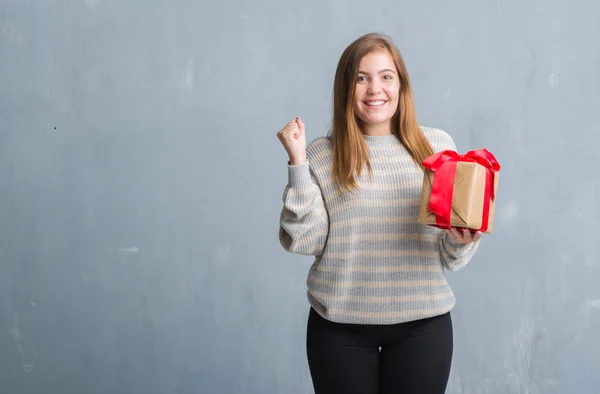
[306,136,333,158]
[419,125,457,153]
[305,136,333,175]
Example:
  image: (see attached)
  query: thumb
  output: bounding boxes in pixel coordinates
[295,117,305,132]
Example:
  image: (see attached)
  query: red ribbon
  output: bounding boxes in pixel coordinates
[422,148,501,232]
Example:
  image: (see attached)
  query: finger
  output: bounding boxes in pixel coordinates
[294,120,305,138]
[450,227,461,239]
[446,228,459,242]
[281,120,296,133]
[473,231,482,242]
[278,121,295,135]
[283,123,298,136]
[457,228,471,243]
[296,116,305,131]
[462,229,473,243]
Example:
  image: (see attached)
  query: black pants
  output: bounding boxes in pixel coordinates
[306,307,453,394]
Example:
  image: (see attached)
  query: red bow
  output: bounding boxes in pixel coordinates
[422,148,501,232]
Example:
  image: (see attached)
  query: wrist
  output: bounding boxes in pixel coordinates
[289,155,307,166]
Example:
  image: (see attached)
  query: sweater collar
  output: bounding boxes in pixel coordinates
[362,133,401,146]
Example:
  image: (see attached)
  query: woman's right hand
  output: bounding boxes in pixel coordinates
[277,117,307,165]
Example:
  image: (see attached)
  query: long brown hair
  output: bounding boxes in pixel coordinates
[330,32,434,192]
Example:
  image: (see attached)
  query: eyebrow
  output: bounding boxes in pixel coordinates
[358,69,396,75]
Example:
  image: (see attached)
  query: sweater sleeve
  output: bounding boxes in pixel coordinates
[438,232,480,271]
[278,162,329,256]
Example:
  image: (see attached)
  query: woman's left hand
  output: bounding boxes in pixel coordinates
[445,228,482,244]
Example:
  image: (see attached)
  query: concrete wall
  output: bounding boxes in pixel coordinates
[1,0,598,392]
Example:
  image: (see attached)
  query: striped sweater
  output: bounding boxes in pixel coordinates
[279,127,481,325]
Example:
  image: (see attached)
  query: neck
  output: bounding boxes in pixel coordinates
[361,120,392,136]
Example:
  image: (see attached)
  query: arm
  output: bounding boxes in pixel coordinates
[279,162,329,256]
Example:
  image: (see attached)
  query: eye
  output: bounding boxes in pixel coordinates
[383,74,393,80]
[356,75,368,82]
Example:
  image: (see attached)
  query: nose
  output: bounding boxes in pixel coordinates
[367,80,381,95]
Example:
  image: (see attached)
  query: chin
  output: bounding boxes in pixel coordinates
[362,115,394,125]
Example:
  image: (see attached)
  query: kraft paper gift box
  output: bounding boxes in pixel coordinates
[417,149,501,234]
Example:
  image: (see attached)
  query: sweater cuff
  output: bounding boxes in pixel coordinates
[288,162,313,187]
[443,231,479,252]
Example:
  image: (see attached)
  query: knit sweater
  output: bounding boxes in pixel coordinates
[279,126,481,325]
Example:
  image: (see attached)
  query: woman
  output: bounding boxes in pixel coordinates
[277,32,481,394]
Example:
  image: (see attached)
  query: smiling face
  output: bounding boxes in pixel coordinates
[352,49,401,135]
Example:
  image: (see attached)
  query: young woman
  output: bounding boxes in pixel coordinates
[277,32,482,394]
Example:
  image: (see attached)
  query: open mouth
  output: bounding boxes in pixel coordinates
[364,100,387,107]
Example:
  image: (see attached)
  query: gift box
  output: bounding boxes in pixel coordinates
[417,149,501,234]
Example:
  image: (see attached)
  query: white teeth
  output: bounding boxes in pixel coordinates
[366,101,385,106]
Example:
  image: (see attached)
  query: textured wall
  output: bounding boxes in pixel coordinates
[1,0,598,393]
